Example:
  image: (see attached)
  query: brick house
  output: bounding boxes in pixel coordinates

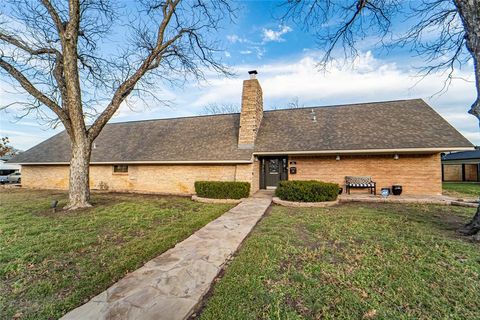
[11,71,473,195]
[442,150,480,182]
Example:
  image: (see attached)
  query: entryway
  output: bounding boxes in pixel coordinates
[260,157,288,189]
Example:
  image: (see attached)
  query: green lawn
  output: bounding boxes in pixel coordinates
[0,189,232,319]
[200,203,480,319]
[443,182,480,198]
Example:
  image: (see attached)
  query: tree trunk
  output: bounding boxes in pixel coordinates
[454,0,480,237]
[460,206,480,236]
[65,140,92,210]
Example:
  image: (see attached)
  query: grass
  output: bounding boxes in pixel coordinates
[0,189,233,320]
[443,182,480,198]
[199,203,480,319]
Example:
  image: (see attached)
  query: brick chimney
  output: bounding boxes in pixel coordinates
[238,70,263,149]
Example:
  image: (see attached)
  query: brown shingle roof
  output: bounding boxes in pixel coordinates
[254,99,473,153]
[11,113,253,163]
[10,99,473,164]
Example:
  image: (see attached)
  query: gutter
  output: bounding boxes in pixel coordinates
[253,147,474,156]
[14,160,254,165]
[11,147,475,165]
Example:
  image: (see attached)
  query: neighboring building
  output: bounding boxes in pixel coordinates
[10,71,474,195]
[0,154,21,176]
[442,150,480,182]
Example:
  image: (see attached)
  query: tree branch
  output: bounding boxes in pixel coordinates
[0,32,60,56]
[87,0,184,141]
[0,56,71,133]
[40,0,65,36]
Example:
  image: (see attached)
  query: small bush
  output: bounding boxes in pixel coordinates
[195,181,250,199]
[275,180,339,202]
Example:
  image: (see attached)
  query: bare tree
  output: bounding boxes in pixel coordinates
[286,96,302,109]
[0,0,233,209]
[200,97,306,115]
[266,96,304,110]
[200,103,240,114]
[281,0,480,237]
[0,137,15,157]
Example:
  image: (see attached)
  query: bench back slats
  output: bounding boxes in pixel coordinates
[345,176,373,185]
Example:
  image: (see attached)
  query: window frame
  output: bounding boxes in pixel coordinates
[112,164,129,174]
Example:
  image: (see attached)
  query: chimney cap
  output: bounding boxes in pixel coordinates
[248,70,258,75]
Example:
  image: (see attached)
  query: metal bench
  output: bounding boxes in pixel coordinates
[345,176,376,195]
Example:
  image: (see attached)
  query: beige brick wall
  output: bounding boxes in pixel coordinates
[22,165,70,189]
[21,163,256,195]
[251,158,260,193]
[288,153,442,195]
[21,153,442,196]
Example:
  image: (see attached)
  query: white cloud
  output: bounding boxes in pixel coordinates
[187,51,480,145]
[2,50,479,150]
[262,25,292,43]
[226,34,248,43]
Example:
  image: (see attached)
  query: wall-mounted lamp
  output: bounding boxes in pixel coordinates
[336,155,341,161]
[394,154,399,160]
[254,156,259,161]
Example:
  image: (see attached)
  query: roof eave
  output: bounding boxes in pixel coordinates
[14,159,254,165]
[253,147,475,156]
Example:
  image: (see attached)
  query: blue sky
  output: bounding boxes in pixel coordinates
[1,1,479,150]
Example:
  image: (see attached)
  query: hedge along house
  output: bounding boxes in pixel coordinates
[11,71,474,196]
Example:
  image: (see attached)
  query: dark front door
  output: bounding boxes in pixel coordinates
[261,157,288,189]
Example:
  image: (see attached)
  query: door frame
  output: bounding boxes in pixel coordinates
[259,156,288,189]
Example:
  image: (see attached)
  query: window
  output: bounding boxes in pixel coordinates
[113,165,128,173]
[268,159,279,174]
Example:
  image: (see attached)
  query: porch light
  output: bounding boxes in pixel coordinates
[336,155,341,161]
[394,154,399,160]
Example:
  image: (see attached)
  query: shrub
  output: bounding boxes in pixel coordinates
[194,181,250,199]
[275,180,339,202]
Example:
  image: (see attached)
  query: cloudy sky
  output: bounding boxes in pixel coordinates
[1,1,479,151]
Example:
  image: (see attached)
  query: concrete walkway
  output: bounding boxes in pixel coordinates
[61,197,271,320]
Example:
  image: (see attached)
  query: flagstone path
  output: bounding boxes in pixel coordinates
[61,196,272,320]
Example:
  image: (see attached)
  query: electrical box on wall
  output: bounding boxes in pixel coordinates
[289,167,297,174]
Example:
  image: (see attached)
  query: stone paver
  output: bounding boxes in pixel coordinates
[61,197,271,320]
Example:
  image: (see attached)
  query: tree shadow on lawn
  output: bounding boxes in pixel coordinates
[356,202,478,243]
[31,191,194,217]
